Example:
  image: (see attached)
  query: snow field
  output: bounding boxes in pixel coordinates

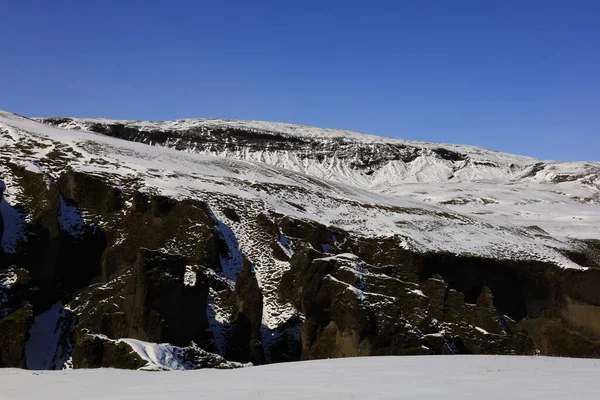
[2,356,599,400]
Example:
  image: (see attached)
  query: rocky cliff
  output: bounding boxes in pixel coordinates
[1,111,599,370]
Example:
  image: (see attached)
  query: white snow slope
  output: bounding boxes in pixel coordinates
[40,114,600,242]
[2,356,600,399]
[1,111,596,270]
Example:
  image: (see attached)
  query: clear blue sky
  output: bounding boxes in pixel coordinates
[1,1,598,161]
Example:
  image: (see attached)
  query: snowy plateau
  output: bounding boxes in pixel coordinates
[1,110,600,392]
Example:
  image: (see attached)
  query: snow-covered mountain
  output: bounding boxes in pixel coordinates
[1,111,599,370]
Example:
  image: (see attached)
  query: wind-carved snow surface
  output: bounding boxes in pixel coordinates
[3,356,600,399]
[0,110,597,273]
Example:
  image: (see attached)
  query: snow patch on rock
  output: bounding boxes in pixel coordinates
[58,196,85,237]
[26,303,75,370]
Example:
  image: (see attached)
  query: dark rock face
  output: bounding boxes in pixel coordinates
[281,248,535,359]
[227,258,265,364]
[0,165,105,312]
[1,163,600,370]
[414,252,600,357]
[124,248,210,346]
[0,165,242,369]
[0,304,33,367]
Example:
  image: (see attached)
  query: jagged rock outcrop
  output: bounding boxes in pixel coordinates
[280,248,536,359]
[71,333,147,370]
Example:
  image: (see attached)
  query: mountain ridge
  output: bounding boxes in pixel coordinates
[35,113,600,241]
[34,115,542,159]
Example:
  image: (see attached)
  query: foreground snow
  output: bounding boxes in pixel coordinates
[2,356,599,399]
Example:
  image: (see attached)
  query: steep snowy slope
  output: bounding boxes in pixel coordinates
[3,356,600,400]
